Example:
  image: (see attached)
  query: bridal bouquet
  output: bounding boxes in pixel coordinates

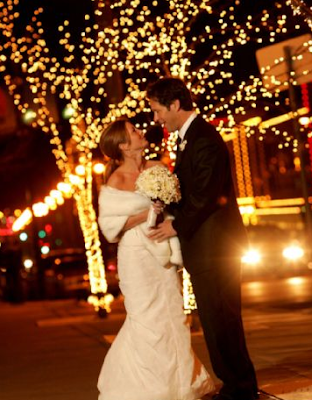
[136,165,181,227]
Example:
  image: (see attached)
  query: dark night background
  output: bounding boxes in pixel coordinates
[0,0,311,211]
[0,0,311,306]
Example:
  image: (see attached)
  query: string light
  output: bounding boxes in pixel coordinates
[1,0,312,313]
[287,0,312,30]
[9,182,74,232]
[182,268,196,314]
[12,208,33,232]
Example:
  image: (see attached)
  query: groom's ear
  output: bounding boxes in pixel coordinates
[170,99,181,112]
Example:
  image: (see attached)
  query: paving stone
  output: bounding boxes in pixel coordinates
[0,297,311,400]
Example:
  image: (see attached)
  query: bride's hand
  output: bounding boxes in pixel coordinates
[152,200,165,215]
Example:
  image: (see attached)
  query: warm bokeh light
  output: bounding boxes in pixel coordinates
[19,232,28,242]
[182,268,197,314]
[242,117,262,127]
[57,182,73,197]
[14,209,22,217]
[93,162,105,175]
[242,249,262,265]
[49,190,62,199]
[69,174,82,186]
[32,202,49,217]
[75,165,86,176]
[287,276,305,286]
[12,208,33,232]
[62,104,75,119]
[282,245,304,260]
[23,259,34,270]
[22,109,36,124]
[40,245,50,255]
[298,116,311,126]
[244,281,265,297]
[44,196,57,210]
[88,293,114,314]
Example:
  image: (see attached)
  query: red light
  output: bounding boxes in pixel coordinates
[45,224,53,234]
[107,264,116,271]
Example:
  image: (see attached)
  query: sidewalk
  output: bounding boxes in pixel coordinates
[0,297,311,400]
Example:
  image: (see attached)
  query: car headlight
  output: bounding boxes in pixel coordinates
[282,245,304,261]
[241,249,261,265]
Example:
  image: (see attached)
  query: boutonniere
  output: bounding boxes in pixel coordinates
[179,139,187,151]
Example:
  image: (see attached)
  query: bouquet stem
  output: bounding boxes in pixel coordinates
[147,205,157,228]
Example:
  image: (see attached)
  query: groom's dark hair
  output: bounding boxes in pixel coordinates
[146,77,193,111]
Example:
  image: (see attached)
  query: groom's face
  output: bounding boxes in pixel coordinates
[149,99,179,133]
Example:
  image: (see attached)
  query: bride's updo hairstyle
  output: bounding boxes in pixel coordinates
[99,118,130,183]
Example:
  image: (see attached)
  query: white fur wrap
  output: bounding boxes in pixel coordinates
[98,186,183,268]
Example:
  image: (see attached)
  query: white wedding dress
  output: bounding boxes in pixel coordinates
[97,186,214,400]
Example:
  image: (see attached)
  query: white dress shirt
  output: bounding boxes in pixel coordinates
[178,112,197,141]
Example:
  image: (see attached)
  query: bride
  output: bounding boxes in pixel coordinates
[97,118,214,400]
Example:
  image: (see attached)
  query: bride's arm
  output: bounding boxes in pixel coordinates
[122,209,149,232]
[122,200,163,232]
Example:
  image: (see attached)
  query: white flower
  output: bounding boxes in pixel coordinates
[135,165,181,205]
[179,139,187,151]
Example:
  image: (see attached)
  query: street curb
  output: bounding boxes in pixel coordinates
[262,381,312,396]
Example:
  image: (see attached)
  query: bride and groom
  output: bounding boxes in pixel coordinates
[97,77,258,400]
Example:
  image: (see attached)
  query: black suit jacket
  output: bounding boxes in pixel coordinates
[171,116,247,274]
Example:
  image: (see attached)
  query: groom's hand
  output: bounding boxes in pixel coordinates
[147,219,177,242]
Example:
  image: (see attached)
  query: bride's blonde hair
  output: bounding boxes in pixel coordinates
[99,118,130,183]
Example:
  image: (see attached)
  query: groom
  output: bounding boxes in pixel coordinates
[147,77,258,400]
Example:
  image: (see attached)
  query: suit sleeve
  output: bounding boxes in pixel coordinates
[172,135,227,239]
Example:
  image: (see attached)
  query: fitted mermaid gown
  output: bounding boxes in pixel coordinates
[97,186,214,400]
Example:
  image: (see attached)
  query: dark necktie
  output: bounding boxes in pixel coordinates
[175,136,182,166]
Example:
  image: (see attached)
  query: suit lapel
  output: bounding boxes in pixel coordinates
[174,116,198,172]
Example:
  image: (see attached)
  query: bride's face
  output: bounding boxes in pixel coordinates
[125,122,147,151]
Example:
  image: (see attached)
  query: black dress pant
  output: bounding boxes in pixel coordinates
[190,258,258,399]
